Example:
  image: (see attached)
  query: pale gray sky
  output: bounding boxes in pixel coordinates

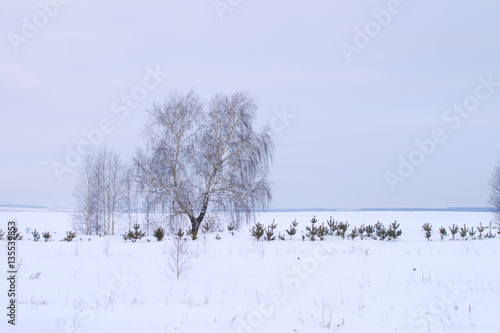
[1,0,499,209]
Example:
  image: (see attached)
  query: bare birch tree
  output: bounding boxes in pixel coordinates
[490,158,500,225]
[135,90,273,235]
[142,192,155,236]
[105,151,124,235]
[123,163,139,232]
[72,149,96,235]
[93,148,107,235]
[73,147,126,235]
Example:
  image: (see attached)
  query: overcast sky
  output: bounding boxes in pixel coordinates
[1,0,499,210]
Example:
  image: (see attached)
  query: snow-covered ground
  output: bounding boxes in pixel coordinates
[0,210,498,333]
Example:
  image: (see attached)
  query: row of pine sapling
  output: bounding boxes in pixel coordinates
[0,220,231,245]
[0,228,76,242]
[250,216,403,241]
[250,220,287,241]
[422,222,498,241]
[139,220,236,243]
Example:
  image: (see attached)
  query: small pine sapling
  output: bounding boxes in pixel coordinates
[201,222,212,233]
[422,223,432,241]
[153,227,165,241]
[0,229,4,240]
[477,223,486,239]
[9,227,23,240]
[42,231,51,242]
[264,221,277,241]
[175,228,185,239]
[327,217,338,235]
[62,231,77,242]
[215,234,221,240]
[305,216,319,241]
[250,222,265,240]
[365,225,375,239]
[184,227,198,241]
[188,228,198,240]
[449,224,459,240]
[438,227,448,241]
[468,226,476,240]
[227,223,236,233]
[133,223,146,240]
[375,222,387,241]
[278,233,286,241]
[32,229,40,242]
[348,227,359,240]
[486,221,497,238]
[317,223,328,241]
[286,219,298,240]
[126,223,146,242]
[358,225,366,240]
[336,221,350,239]
[459,224,468,240]
[387,221,402,241]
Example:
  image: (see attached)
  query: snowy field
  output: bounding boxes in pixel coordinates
[0,209,499,333]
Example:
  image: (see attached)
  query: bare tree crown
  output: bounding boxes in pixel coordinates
[135,90,273,234]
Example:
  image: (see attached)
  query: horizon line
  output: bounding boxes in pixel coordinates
[0,204,494,213]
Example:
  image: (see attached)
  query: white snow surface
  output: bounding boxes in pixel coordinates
[0,210,499,333]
